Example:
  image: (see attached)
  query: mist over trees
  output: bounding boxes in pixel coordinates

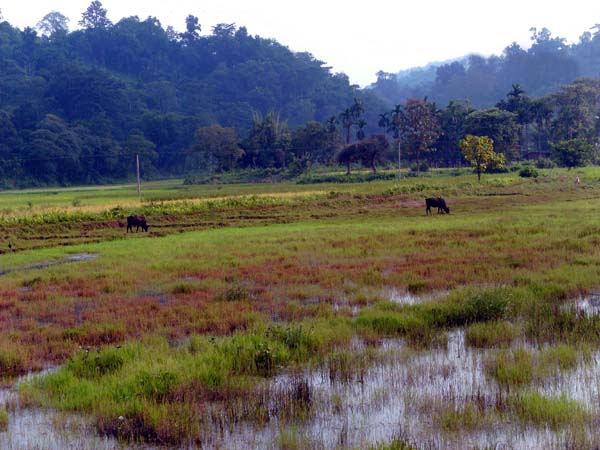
[0,3,600,187]
[371,27,600,109]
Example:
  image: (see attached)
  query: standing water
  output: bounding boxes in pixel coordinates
[0,371,126,450]
[3,328,600,449]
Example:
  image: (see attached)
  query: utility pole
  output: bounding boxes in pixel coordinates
[136,152,141,201]
[397,140,402,180]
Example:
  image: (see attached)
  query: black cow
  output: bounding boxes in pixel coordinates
[425,197,450,215]
[127,215,148,232]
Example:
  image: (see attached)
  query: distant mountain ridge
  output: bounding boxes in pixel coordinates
[369,26,600,107]
[394,57,468,87]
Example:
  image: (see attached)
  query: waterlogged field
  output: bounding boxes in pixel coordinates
[1,168,600,449]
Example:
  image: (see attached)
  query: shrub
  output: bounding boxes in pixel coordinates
[519,166,539,178]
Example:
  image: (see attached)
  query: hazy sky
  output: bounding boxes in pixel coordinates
[2,0,600,86]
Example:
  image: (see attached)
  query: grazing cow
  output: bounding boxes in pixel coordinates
[425,197,450,215]
[127,215,148,233]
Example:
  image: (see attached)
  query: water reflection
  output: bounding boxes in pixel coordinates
[0,371,126,450]
[3,326,599,449]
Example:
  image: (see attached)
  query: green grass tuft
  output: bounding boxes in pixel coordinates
[512,392,587,428]
[0,407,8,432]
[466,321,519,348]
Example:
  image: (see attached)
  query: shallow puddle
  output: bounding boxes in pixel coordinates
[205,331,598,450]
[387,287,442,305]
[0,371,126,450]
[0,253,99,277]
[569,292,600,317]
[4,329,600,449]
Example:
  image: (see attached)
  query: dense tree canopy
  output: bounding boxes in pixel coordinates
[0,3,386,186]
[191,125,243,172]
[0,5,599,187]
[394,99,441,172]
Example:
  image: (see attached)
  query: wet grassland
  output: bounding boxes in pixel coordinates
[2,168,600,448]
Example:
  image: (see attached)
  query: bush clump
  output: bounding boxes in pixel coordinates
[519,166,539,178]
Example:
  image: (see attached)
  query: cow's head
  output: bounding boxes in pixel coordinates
[444,206,450,214]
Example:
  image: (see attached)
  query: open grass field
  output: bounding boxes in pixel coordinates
[2,167,600,448]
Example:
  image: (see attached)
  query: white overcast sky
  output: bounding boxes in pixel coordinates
[2,0,600,86]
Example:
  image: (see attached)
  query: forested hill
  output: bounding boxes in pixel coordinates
[371,27,600,108]
[0,4,385,186]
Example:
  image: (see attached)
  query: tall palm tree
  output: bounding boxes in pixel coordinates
[339,108,353,145]
[508,84,525,99]
[356,119,367,140]
[390,104,403,178]
[326,116,338,134]
[339,98,365,145]
[506,85,534,158]
[378,112,390,134]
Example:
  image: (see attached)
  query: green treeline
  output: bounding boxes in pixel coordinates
[0,3,599,187]
[0,2,386,186]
